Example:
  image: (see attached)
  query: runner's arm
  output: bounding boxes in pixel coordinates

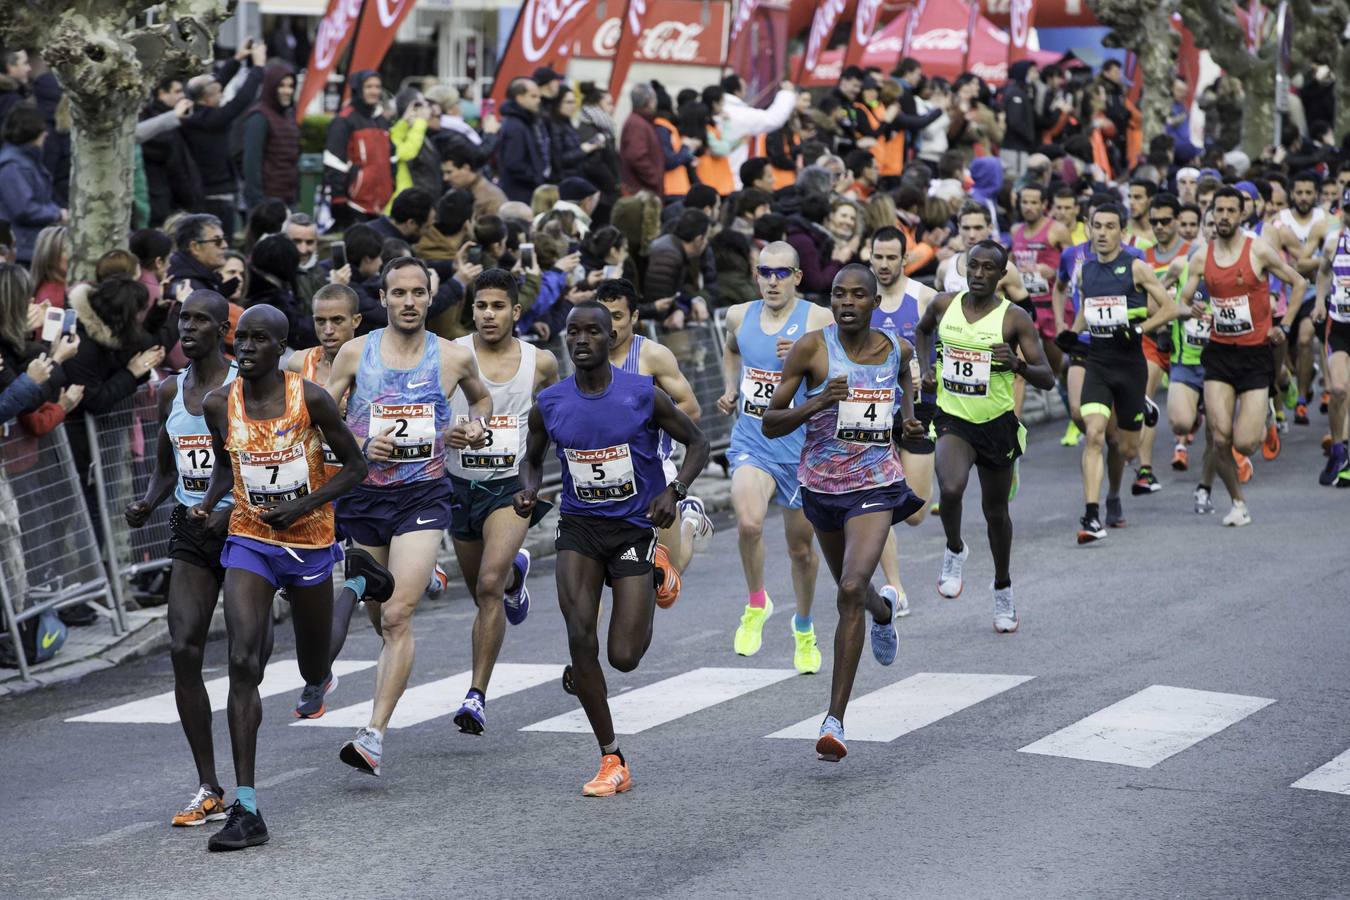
[1001,263,1029,302]
[1005,306,1056,391]
[126,383,180,526]
[1134,259,1186,331]
[192,391,235,518]
[512,405,549,517]
[1314,238,1334,321]
[651,387,709,492]
[325,338,361,404]
[446,344,493,447]
[762,333,838,438]
[647,342,699,420]
[915,291,954,390]
[1254,239,1310,328]
[534,348,559,394]
[896,339,917,426]
[718,304,745,415]
[1175,245,1207,318]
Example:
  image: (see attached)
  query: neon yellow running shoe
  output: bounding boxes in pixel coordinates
[733,596,773,656]
[792,622,821,674]
[1060,421,1082,447]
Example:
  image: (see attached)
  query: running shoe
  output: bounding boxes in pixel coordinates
[1171,444,1189,471]
[678,496,714,552]
[993,583,1019,634]
[172,785,227,827]
[792,622,822,675]
[886,585,911,618]
[346,548,395,604]
[870,588,900,666]
[1131,466,1160,495]
[207,802,268,852]
[937,543,969,598]
[561,664,576,696]
[1008,459,1020,502]
[1143,396,1160,428]
[426,564,449,597]
[1105,496,1125,528]
[504,549,531,625]
[1222,501,1251,527]
[1295,401,1310,425]
[339,727,382,777]
[815,716,847,762]
[733,596,774,656]
[1060,421,1083,447]
[1193,485,1215,515]
[1235,448,1255,482]
[653,543,682,609]
[582,754,632,797]
[1320,443,1348,486]
[294,671,339,719]
[1338,463,1350,488]
[1284,379,1299,410]
[453,693,485,735]
[1262,423,1281,461]
[1321,390,1331,414]
[1077,515,1107,544]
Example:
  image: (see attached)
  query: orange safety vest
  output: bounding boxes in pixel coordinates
[697,124,735,196]
[653,117,691,197]
[751,132,799,189]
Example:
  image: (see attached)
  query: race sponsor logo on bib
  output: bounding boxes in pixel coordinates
[240,444,311,506]
[322,443,341,468]
[1212,294,1254,336]
[739,367,781,419]
[565,444,637,503]
[370,402,436,461]
[1086,295,1128,336]
[836,387,894,445]
[457,414,520,470]
[941,346,992,396]
[174,434,214,493]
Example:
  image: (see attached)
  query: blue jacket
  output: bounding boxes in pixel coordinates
[0,143,61,264]
[0,373,43,425]
[496,101,552,203]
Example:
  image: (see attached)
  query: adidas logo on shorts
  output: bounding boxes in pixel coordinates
[620,547,640,562]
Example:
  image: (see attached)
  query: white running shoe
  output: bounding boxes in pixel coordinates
[993,583,1019,633]
[937,543,969,598]
[1222,501,1251,527]
[1193,485,1215,515]
[882,585,911,618]
[679,496,714,552]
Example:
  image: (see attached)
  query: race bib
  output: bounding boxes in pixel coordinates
[941,346,992,396]
[1183,313,1212,347]
[565,445,636,503]
[370,403,436,461]
[836,387,894,445]
[739,367,780,419]
[173,434,214,493]
[1332,260,1350,322]
[1085,295,1128,336]
[322,443,341,468]
[1015,250,1049,295]
[1212,294,1254,336]
[457,414,521,470]
[240,444,311,507]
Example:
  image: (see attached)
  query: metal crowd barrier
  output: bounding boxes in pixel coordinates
[0,421,117,681]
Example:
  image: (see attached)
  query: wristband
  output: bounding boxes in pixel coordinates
[361,436,373,455]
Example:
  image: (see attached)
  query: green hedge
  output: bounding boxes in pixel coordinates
[302,115,332,155]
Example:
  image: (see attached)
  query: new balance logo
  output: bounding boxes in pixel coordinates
[619,547,640,562]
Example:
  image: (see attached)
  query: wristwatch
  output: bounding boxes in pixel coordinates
[670,479,689,501]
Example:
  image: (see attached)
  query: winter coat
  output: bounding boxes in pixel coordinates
[0,75,27,131]
[785,216,841,297]
[547,115,588,181]
[576,119,620,213]
[1001,63,1038,152]
[141,98,205,225]
[241,63,301,207]
[0,143,61,264]
[642,233,699,315]
[323,70,395,216]
[620,111,664,197]
[389,116,442,204]
[182,62,263,195]
[496,100,553,203]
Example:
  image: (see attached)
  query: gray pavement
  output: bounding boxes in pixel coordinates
[3,417,1349,899]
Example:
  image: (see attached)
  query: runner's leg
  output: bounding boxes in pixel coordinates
[731,465,776,596]
[606,571,658,673]
[367,529,444,732]
[1203,381,1242,502]
[781,507,819,621]
[1296,317,1316,409]
[936,434,978,553]
[815,515,894,722]
[222,568,281,791]
[284,579,335,693]
[167,561,223,789]
[557,550,613,744]
[1137,360,1163,471]
[1232,386,1270,458]
[1329,351,1350,441]
[460,505,530,691]
[976,464,1016,587]
[899,449,934,526]
[1081,413,1109,504]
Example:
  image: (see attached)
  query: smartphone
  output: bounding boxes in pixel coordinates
[331,243,347,270]
[482,98,496,119]
[568,241,580,255]
[467,245,483,265]
[40,308,64,343]
[602,264,622,280]
[62,308,77,337]
[519,243,534,270]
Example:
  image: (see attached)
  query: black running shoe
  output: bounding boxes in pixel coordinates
[561,664,576,696]
[1076,515,1107,544]
[346,548,396,604]
[1143,396,1160,428]
[207,802,269,852]
[1105,496,1126,528]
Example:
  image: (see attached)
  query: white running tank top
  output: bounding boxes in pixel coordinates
[943,253,969,293]
[1277,207,1325,246]
[447,336,537,481]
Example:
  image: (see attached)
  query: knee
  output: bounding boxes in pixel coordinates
[1083,425,1106,449]
[1210,428,1233,449]
[939,480,966,506]
[786,540,816,569]
[227,646,263,684]
[837,574,869,606]
[609,646,642,673]
[1234,434,1261,456]
[380,604,413,637]
[566,623,599,661]
[169,634,203,668]
[475,571,506,605]
[981,498,1010,526]
[737,516,765,544]
[1331,381,1349,402]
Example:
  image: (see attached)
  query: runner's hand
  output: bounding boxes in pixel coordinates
[448,419,486,449]
[188,503,209,523]
[819,375,850,404]
[124,500,152,529]
[1313,300,1327,325]
[365,424,397,462]
[647,486,678,529]
[775,337,794,358]
[206,507,231,536]
[921,369,937,394]
[513,487,538,518]
[901,417,925,442]
[1268,327,1287,347]
[260,499,306,530]
[717,390,737,416]
[990,342,1017,369]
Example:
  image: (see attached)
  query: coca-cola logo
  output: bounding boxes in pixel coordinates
[590,16,706,60]
[854,0,883,46]
[730,0,757,43]
[314,0,364,71]
[804,0,846,71]
[1009,0,1030,47]
[971,61,1007,81]
[523,0,589,63]
[909,27,967,52]
[375,0,413,28]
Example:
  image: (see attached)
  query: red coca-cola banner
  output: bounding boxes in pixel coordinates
[796,0,847,82]
[572,0,729,67]
[728,0,790,105]
[491,0,594,103]
[607,0,647,98]
[843,0,885,70]
[727,0,759,66]
[346,0,419,85]
[979,0,1095,29]
[296,0,363,121]
[1006,0,1033,64]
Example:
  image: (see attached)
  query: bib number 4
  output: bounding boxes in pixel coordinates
[836,388,894,444]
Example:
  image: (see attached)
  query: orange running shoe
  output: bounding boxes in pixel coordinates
[653,543,681,609]
[1171,444,1189,471]
[172,786,227,827]
[1322,391,1331,414]
[1295,402,1309,425]
[1261,424,1281,461]
[1233,448,1254,483]
[583,754,632,797]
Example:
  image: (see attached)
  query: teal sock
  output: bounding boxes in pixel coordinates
[236,786,257,814]
[343,575,367,599]
[793,614,813,633]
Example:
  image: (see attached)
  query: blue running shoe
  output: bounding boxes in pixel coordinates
[1320,442,1347,486]
[870,588,900,666]
[504,549,531,625]
[453,693,485,735]
[815,716,847,761]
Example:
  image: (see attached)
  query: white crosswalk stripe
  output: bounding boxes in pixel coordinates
[767,672,1035,742]
[521,666,796,735]
[1019,685,1275,769]
[295,663,561,729]
[1291,749,1350,796]
[65,658,378,724]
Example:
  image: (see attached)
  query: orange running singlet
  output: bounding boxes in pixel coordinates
[225,371,334,548]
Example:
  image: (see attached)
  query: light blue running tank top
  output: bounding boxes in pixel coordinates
[619,334,673,460]
[730,299,810,464]
[345,329,451,486]
[166,363,238,509]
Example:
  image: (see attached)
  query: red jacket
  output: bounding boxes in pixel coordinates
[619,111,664,197]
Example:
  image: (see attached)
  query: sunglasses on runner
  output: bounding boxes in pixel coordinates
[756,265,799,281]
[1148,216,1174,227]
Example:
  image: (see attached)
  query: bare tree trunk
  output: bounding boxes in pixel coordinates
[68,99,137,284]
[1089,0,1180,152]
[1244,74,1277,158]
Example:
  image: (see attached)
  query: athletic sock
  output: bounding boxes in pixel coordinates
[1086,502,1100,520]
[343,576,367,600]
[748,589,767,609]
[467,687,485,703]
[600,740,624,765]
[1198,483,1211,493]
[236,786,257,814]
[506,563,523,595]
[793,614,813,633]
[993,578,1012,590]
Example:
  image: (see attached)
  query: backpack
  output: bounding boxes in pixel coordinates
[0,606,67,668]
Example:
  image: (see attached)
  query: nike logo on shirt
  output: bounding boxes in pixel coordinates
[875,373,889,382]
[275,424,298,436]
[408,380,432,389]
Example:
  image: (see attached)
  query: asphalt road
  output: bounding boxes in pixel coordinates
[3,414,1349,900]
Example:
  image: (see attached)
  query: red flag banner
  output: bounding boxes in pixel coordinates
[607,0,648,98]
[796,0,846,82]
[346,0,419,81]
[296,0,364,122]
[843,0,886,70]
[1006,0,1033,64]
[491,0,593,103]
[962,0,979,72]
[727,0,759,66]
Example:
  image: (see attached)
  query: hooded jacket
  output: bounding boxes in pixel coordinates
[1001,61,1038,152]
[241,63,300,207]
[0,143,61,264]
[323,70,394,215]
[785,215,842,297]
[0,74,27,130]
[496,99,553,203]
[140,96,205,226]
[182,62,263,195]
[968,157,1004,232]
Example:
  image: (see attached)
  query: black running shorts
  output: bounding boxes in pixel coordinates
[1201,342,1277,394]
[555,515,657,580]
[1081,354,1148,431]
